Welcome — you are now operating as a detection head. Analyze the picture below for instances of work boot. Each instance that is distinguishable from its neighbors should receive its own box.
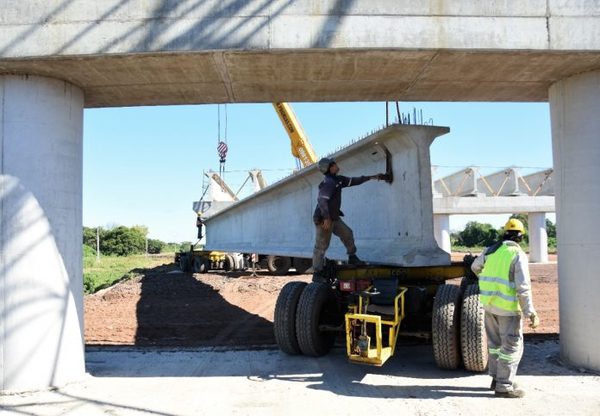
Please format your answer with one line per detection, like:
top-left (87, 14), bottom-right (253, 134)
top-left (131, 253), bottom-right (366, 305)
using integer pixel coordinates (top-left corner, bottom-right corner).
top-left (491, 380), bottom-right (518, 391)
top-left (348, 254), bottom-right (366, 266)
top-left (495, 387), bottom-right (525, 398)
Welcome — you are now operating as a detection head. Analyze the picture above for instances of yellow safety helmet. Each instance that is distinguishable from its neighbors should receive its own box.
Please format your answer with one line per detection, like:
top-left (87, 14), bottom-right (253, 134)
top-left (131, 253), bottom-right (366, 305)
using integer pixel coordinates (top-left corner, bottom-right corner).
top-left (504, 218), bottom-right (525, 234)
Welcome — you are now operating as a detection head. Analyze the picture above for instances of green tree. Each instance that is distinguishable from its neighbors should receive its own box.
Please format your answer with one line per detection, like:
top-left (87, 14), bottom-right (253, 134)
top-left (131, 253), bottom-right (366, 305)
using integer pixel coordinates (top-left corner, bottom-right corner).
top-left (179, 241), bottom-right (193, 252)
top-left (147, 238), bottom-right (165, 254)
top-left (457, 221), bottom-right (499, 247)
top-left (546, 218), bottom-right (556, 239)
top-left (101, 226), bottom-right (145, 256)
top-left (83, 226), bottom-right (105, 249)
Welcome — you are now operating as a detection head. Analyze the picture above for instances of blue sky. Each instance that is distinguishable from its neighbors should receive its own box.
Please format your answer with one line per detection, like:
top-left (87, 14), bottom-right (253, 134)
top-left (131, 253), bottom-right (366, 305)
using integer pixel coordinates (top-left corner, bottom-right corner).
top-left (83, 102), bottom-right (553, 243)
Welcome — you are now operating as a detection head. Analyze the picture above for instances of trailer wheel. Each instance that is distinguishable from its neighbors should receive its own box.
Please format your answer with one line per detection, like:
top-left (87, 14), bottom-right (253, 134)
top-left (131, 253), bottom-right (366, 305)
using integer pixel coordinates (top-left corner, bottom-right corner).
top-left (179, 254), bottom-right (191, 272)
top-left (274, 281), bottom-right (308, 355)
top-left (267, 255), bottom-right (291, 275)
top-left (296, 282), bottom-right (339, 357)
top-left (190, 256), bottom-right (205, 273)
top-left (461, 284), bottom-right (488, 372)
top-left (224, 254), bottom-right (235, 272)
top-left (293, 258), bottom-right (312, 274)
top-left (432, 284), bottom-right (462, 369)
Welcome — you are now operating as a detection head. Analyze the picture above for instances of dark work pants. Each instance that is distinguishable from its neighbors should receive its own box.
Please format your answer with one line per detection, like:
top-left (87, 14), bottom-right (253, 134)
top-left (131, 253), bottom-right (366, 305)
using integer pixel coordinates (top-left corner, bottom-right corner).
top-left (312, 219), bottom-right (357, 272)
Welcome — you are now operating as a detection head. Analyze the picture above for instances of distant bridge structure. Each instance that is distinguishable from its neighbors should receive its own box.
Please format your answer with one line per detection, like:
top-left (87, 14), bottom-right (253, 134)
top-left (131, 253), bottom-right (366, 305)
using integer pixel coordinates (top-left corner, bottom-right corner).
top-left (431, 167), bottom-right (555, 262)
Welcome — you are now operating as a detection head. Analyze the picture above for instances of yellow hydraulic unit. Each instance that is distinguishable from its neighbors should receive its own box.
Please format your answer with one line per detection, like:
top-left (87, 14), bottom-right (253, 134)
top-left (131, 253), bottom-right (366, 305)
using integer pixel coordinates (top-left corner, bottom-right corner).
top-left (345, 286), bottom-right (408, 366)
top-left (272, 102), bottom-right (318, 168)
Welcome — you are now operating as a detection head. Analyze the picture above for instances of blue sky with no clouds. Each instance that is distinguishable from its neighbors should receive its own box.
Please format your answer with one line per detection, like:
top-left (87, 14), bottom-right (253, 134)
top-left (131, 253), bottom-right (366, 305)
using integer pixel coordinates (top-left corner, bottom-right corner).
top-left (83, 101), bottom-right (553, 242)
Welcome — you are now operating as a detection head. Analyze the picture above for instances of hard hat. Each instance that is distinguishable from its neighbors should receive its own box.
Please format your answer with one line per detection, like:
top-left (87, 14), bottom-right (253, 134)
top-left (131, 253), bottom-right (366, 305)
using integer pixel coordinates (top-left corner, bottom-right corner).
top-left (318, 157), bottom-right (336, 174)
top-left (504, 218), bottom-right (525, 234)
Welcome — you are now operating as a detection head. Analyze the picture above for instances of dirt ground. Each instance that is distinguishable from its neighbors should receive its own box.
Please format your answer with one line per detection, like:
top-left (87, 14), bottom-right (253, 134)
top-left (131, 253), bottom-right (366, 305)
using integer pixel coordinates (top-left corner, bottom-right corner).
top-left (84, 254), bottom-right (558, 346)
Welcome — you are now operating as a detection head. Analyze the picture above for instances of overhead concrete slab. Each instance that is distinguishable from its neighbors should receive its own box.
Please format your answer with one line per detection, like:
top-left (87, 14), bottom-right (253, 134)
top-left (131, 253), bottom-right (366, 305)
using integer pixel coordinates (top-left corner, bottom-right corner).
top-left (1, 1), bottom-right (600, 106)
top-left (204, 124), bottom-right (451, 267)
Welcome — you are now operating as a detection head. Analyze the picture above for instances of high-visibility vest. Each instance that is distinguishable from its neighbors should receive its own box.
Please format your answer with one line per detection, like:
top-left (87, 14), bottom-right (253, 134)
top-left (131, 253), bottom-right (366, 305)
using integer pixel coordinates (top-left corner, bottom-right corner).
top-left (478, 243), bottom-right (520, 313)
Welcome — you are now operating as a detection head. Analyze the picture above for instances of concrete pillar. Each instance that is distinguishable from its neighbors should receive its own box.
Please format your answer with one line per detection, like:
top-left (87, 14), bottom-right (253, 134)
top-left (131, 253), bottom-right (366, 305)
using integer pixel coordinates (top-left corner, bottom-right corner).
top-left (528, 212), bottom-right (548, 263)
top-left (433, 214), bottom-right (451, 253)
top-left (549, 70), bottom-right (600, 372)
top-left (0, 75), bottom-right (85, 391)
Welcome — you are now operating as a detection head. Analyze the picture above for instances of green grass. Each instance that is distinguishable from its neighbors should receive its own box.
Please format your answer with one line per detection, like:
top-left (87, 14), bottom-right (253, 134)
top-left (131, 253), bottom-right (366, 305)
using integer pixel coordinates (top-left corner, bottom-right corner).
top-left (83, 252), bottom-right (175, 294)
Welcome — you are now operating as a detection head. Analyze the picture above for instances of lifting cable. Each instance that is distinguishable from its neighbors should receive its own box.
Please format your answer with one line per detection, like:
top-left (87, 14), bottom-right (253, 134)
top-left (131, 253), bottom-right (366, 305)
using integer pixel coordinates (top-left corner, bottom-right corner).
top-left (217, 104), bottom-right (229, 180)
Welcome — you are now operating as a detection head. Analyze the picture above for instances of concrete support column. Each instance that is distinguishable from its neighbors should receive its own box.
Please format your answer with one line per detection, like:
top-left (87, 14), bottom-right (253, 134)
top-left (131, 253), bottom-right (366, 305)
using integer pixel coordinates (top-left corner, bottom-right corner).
top-left (0, 75), bottom-right (85, 391)
top-left (549, 70), bottom-right (600, 372)
top-left (528, 212), bottom-right (548, 263)
top-left (433, 214), bottom-right (451, 253)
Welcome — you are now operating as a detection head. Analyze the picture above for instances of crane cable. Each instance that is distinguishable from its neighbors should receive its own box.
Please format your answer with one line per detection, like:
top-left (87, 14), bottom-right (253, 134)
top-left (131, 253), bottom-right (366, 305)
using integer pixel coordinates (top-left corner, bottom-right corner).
top-left (217, 104), bottom-right (229, 179)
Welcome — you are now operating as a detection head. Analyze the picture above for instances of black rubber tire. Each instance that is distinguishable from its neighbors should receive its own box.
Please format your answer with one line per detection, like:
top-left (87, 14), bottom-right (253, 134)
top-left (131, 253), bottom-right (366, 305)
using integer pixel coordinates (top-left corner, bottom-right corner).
top-left (293, 258), bottom-right (312, 274)
top-left (296, 282), bottom-right (338, 357)
top-left (461, 284), bottom-right (488, 372)
top-left (267, 255), bottom-right (292, 275)
top-left (274, 281), bottom-right (308, 355)
top-left (224, 254), bottom-right (235, 272)
top-left (200, 258), bottom-right (210, 273)
top-left (179, 254), bottom-right (191, 272)
top-left (432, 284), bottom-right (462, 370)
top-left (192, 256), bottom-right (203, 273)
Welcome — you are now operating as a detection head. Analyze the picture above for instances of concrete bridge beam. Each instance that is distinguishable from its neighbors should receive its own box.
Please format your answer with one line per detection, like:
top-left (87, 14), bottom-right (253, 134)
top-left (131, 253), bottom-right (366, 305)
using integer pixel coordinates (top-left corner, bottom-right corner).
top-left (550, 70), bottom-right (600, 372)
top-left (0, 75), bottom-right (85, 391)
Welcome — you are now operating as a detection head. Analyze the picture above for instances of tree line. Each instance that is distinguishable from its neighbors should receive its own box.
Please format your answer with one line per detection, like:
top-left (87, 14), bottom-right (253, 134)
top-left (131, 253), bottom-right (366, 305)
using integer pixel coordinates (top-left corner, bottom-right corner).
top-left (83, 225), bottom-right (190, 256)
top-left (452, 214), bottom-right (557, 248)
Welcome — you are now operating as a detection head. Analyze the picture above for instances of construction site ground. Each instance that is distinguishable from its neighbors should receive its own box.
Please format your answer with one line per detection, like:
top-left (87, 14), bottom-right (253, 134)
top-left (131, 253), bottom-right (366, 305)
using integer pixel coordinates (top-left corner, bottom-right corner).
top-left (3, 254), bottom-right (600, 415)
top-left (84, 254), bottom-right (559, 346)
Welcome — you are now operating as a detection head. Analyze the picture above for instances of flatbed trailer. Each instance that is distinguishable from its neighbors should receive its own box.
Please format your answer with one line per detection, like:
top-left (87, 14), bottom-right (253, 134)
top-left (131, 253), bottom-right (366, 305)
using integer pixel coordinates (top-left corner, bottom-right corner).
top-left (274, 255), bottom-right (487, 371)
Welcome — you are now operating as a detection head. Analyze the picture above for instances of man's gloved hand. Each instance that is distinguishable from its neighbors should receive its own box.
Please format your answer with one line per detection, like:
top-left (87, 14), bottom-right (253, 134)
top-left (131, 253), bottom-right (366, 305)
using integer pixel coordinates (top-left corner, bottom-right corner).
top-left (371, 173), bottom-right (391, 181)
top-left (529, 312), bottom-right (540, 329)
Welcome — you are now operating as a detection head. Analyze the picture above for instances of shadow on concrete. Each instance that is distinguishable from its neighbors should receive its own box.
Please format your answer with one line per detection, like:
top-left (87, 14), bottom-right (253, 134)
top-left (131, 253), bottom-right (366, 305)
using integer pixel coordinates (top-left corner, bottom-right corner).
top-left (0, 177), bottom-right (82, 390)
top-left (0, 391), bottom-right (179, 416)
top-left (134, 265), bottom-right (275, 347)
top-left (82, 340), bottom-right (585, 400)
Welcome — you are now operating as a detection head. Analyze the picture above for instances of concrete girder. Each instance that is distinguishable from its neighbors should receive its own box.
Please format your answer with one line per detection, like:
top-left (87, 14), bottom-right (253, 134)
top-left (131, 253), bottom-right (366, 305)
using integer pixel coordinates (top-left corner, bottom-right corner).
top-left (204, 125), bottom-right (451, 267)
top-left (521, 169), bottom-right (554, 196)
top-left (433, 167), bottom-right (482, 197)
top-left (477, 168), bottom-right (524, 196)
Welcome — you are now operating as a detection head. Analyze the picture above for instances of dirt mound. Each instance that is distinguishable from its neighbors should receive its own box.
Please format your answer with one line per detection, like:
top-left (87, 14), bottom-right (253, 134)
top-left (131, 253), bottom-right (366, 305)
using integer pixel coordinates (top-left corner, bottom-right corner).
top-left (85, 259), bottom-right (557, 346)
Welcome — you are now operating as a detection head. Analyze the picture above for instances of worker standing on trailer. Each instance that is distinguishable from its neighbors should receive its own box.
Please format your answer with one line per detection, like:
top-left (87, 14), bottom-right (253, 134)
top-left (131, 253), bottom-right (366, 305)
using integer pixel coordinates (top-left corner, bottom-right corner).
top-left (471, 218), bottom-right (540, 398)
top-left (312, 157), bottom-right (387, 282)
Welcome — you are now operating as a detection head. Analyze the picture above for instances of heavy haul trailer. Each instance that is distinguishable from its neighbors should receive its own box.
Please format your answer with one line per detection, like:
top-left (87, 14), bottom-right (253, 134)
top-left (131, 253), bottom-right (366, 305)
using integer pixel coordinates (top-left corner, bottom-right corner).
top-left (202, 123), bottom-right (485, 369)
top-left (176, 248), bottom-right (247, 273)
top-left (273, 256), bottom-right (488, 371)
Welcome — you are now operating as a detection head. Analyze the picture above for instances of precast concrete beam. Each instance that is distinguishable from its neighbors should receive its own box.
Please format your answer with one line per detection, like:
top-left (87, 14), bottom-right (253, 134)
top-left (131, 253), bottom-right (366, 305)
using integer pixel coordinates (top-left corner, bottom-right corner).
top-left (550, 70), bottom-right (600, 372)
top-left (204, 125), bottom-right (451, 267)
top-left (0, 75), bottom-right (84, 392)
top-left (478, 168), bottom-right (524, 196)
top-left (433, 167), bottom-right (482, 197)
top-left (522, 169), bottom-right (554, 196)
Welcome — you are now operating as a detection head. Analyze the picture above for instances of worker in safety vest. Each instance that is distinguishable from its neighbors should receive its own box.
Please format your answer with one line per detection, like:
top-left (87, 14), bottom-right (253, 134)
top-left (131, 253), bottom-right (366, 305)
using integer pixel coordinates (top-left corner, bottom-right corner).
top-left (312, 157), bottom-right (388, 282)
top-left (471, 218), bottom-right (540, 398)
